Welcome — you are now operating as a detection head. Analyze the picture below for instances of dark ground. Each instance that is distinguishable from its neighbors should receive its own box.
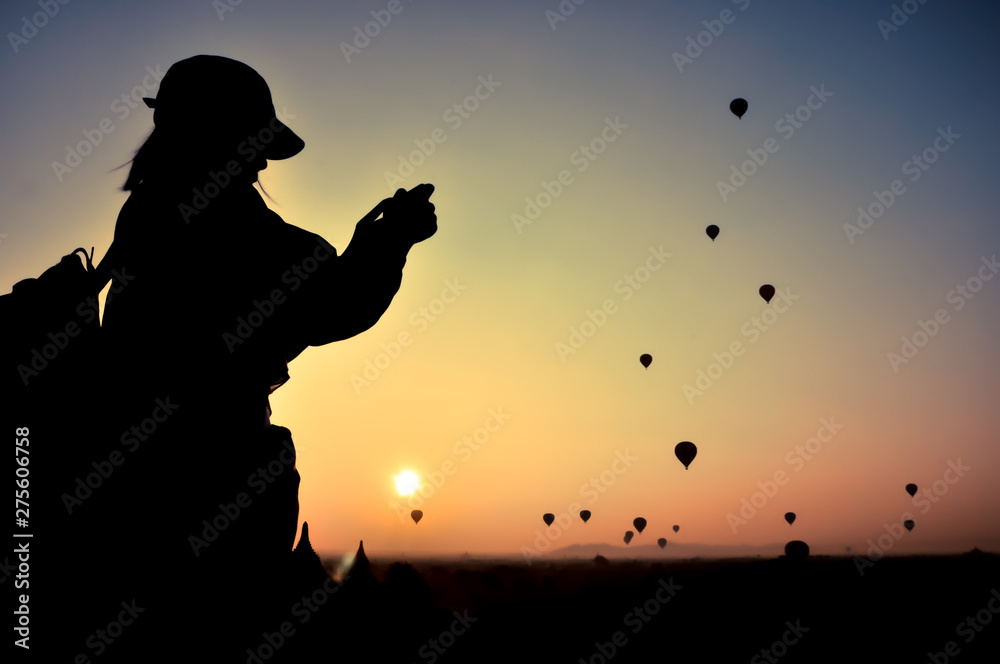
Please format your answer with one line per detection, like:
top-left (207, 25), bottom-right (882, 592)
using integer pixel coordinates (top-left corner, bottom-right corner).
top-left (326, 552), bottom-right (1000, 663)
top-left (11, 546), bottom-right (1000, 662)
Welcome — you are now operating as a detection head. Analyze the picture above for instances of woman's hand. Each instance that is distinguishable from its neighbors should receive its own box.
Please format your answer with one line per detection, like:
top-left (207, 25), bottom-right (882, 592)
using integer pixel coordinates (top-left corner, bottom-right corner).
top-left (380, 184), bottom-right (437, 244)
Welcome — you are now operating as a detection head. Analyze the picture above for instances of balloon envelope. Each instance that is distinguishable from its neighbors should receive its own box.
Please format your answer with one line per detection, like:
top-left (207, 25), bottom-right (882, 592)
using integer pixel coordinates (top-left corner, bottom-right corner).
top-left (624, 531), bottom-right (634, 545)
top-left (639, 353), bottom-right (652, 369)
top-left (730, 98), bottom-right (748, 119)
top-left (675, 441), bottom-right (697, 469)
top-left (543, 513), bottom-right (555, 527)
top-left (633, 517), bottom-right (647, 534)
top-left (759, 284), bottom-right (775, 303)
top-left (784, 540), bottom-right (809, 559)
top-left (657, 538), bottom-right (667, 549)
top-left (580, 510), bottom-right (592, 523)
top-left (706, 225), bottom-right (720, 240)
top-left (673, 525), bottom-right (680, 533)
top-left (906, 483), bottom-right (918, 497)
top-left (904, 520), bottom-right (915, 532)
top-left (784, 512), bottom-right (796, 526)
top-left (411, 510), bottom-right (423, 525)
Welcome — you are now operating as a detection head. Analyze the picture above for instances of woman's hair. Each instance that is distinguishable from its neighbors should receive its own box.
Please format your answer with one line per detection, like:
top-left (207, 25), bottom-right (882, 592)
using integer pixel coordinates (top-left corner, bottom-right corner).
top-left (121, 128), bottom-right (166, 191)
top-left (120, 124), bottom-right (264, 192)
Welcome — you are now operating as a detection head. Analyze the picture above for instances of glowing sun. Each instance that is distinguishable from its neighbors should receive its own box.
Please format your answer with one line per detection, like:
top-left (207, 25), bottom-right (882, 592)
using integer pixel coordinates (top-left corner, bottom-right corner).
top-left (394, 470), bottom-right (421, 496)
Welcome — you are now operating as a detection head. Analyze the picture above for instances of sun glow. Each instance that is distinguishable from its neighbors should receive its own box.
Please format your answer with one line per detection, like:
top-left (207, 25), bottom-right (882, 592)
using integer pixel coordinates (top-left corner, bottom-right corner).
top-left (394, 470), bottom-right (421, 496)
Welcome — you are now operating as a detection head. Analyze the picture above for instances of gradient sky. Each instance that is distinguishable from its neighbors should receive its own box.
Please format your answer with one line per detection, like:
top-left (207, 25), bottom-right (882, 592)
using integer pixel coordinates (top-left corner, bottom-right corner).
top-left (2, 0), bottom-right (999, 559)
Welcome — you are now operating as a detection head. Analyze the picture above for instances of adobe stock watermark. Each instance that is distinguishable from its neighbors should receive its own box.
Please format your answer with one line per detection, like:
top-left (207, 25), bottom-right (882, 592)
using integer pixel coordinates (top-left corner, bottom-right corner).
top-left (926, 588), bottom-right (1000, 664)
top-left (60, 397), bottom-right (180, 515)
top-left (0, 556), bottom-right (13, 585)
top-left (910, 459), bottom-right (971, 514)
top-left (12, 546), bottom-right (29, 649)
top-left (245, 575), bottom-right (342, 663)
top-left (389, 408), bottom-right (511, 523)
top-left (672, 0), bottom-right (752, 73)
top-left (521, 449), bottom-right (638, 564)
top-left (544, 0), bottom-right (591, 31)
top-left (751, 620), bottom-right (809, 663)
top-left (221, 237), bottom-right (337, 353)
top-left (852, 512), bottom-right (915, 577)
top-left (340, 0), bottom-right (414, 63)
top-left (177, 112), bottom-right (299, 223)
top-left (384, 74), bottom-right (501, 187)
top-left (51, 65), bottom-right (166, 182)
top-left (16, 266), bottom-right (134, 386)
top-left (7, 0), bottom-right (71, 54)
top-left (555, 245), bottom-right (671, 362)
top-left (844, 126), bottom-right (960, 243)
top-left (415, 610), bottom-right (477, 663)
top-left (877, 0), bottom-right (931, 41)
top-left (682, 287), bottom-right (799, 404)
top-left (885, 254), bottom-right (997, 373)
top-left (511, 116), bottom-right (628, 234)
top-left (716, 84), bottom-right (833, 201)
top-left (212, 0), bottom-right (247, 21)
top-left (853, 458), bottom-right (969, 576)
top-left (73, 599), bottom-right (144, 659)
top-left (725, 416), bottom-right (844, 533)
top-left (351, 277), bottom-right (467, 394)
top-left (578, 578), bottom-right (682, 664)
top-left (188, 436), bottom-right (298, 557)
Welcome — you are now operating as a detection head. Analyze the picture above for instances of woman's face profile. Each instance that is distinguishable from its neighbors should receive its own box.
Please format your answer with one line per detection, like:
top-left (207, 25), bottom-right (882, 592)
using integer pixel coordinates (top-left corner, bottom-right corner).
top-left (177, 122), bottom-right (272, 186)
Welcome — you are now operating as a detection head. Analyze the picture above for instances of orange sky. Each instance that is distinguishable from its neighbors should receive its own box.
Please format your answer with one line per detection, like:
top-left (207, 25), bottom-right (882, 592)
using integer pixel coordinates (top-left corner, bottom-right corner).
top-left (2, 0), bottom-right (999, 558)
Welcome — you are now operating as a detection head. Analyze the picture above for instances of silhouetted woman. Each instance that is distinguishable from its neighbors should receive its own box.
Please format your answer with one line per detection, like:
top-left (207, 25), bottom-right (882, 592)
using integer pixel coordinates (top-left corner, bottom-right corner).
top-left (89, 55), bottom-right (436, 662)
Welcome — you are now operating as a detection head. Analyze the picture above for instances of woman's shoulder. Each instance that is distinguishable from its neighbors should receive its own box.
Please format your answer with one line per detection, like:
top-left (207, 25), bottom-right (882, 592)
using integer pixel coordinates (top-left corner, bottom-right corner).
top-left (114, 182), bottom-right (336, 259)
top-left (113, 183), bottom-right (175, 244)
top-left (251, 196), bottom-right (336, 258)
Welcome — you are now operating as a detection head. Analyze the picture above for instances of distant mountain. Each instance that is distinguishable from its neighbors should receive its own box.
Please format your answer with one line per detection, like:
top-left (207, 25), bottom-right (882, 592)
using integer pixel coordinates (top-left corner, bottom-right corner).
top-left (313, 542), bottom-right (794, 564)
top-left (544, 541), bottom-right (786, 559)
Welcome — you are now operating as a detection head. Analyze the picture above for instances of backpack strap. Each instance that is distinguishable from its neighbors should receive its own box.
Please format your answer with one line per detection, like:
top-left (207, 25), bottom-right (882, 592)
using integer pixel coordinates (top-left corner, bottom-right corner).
top-left (71, 247), bottom-right (95, 273)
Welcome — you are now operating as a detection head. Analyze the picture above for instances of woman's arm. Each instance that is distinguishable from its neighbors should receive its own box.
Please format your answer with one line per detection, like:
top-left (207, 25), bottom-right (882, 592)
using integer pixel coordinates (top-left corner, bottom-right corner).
top-left (285, 184), bottom-right (437, 350)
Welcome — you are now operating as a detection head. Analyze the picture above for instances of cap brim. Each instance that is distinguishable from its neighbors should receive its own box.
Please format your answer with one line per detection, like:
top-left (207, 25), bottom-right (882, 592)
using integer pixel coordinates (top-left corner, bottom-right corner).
top-left (142, 96), bottom-right (303, 159)
top-left (263, 117), bottom-right (304, 160)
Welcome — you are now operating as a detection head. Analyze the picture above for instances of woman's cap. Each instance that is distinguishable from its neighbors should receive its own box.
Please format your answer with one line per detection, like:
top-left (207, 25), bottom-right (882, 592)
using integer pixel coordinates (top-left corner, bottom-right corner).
top-left (141, 55), bottom-right (304, 160)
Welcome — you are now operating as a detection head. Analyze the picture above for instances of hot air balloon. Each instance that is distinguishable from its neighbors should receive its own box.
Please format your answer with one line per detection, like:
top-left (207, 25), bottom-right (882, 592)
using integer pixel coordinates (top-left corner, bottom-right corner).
top-left (673, 525), bottom-right (680, 533)
top-left (633, 517), bottom-right (647, 534)
top-left (639, 354), bottom-right (652, 369)
top-left (905, 483), bottom-right (918, 497)
top-left (657, 538), bottom-right (667, 549)
top-left (543, 513), bottom-right (555, 527)
top-left (904, 520), bottom-right (915, 532)
top-left (675, 441), bottom-right (697, 469)
top-left (411, 510), bottom-right (423, 525)
top-left (624, 531), bottom-right (634, 545)
top-left (784, 540), bottom-right (809, 560)
top-left (784, 512), bottom-right (796, 526)
top-left (706, 225), bottom-right (720, 241)
top-left (759, 284), bottom-right (775, 303)
top-left (580, 510), bottom-right (592, 523)
top-left (730, 98), bottom-right (748, 119)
